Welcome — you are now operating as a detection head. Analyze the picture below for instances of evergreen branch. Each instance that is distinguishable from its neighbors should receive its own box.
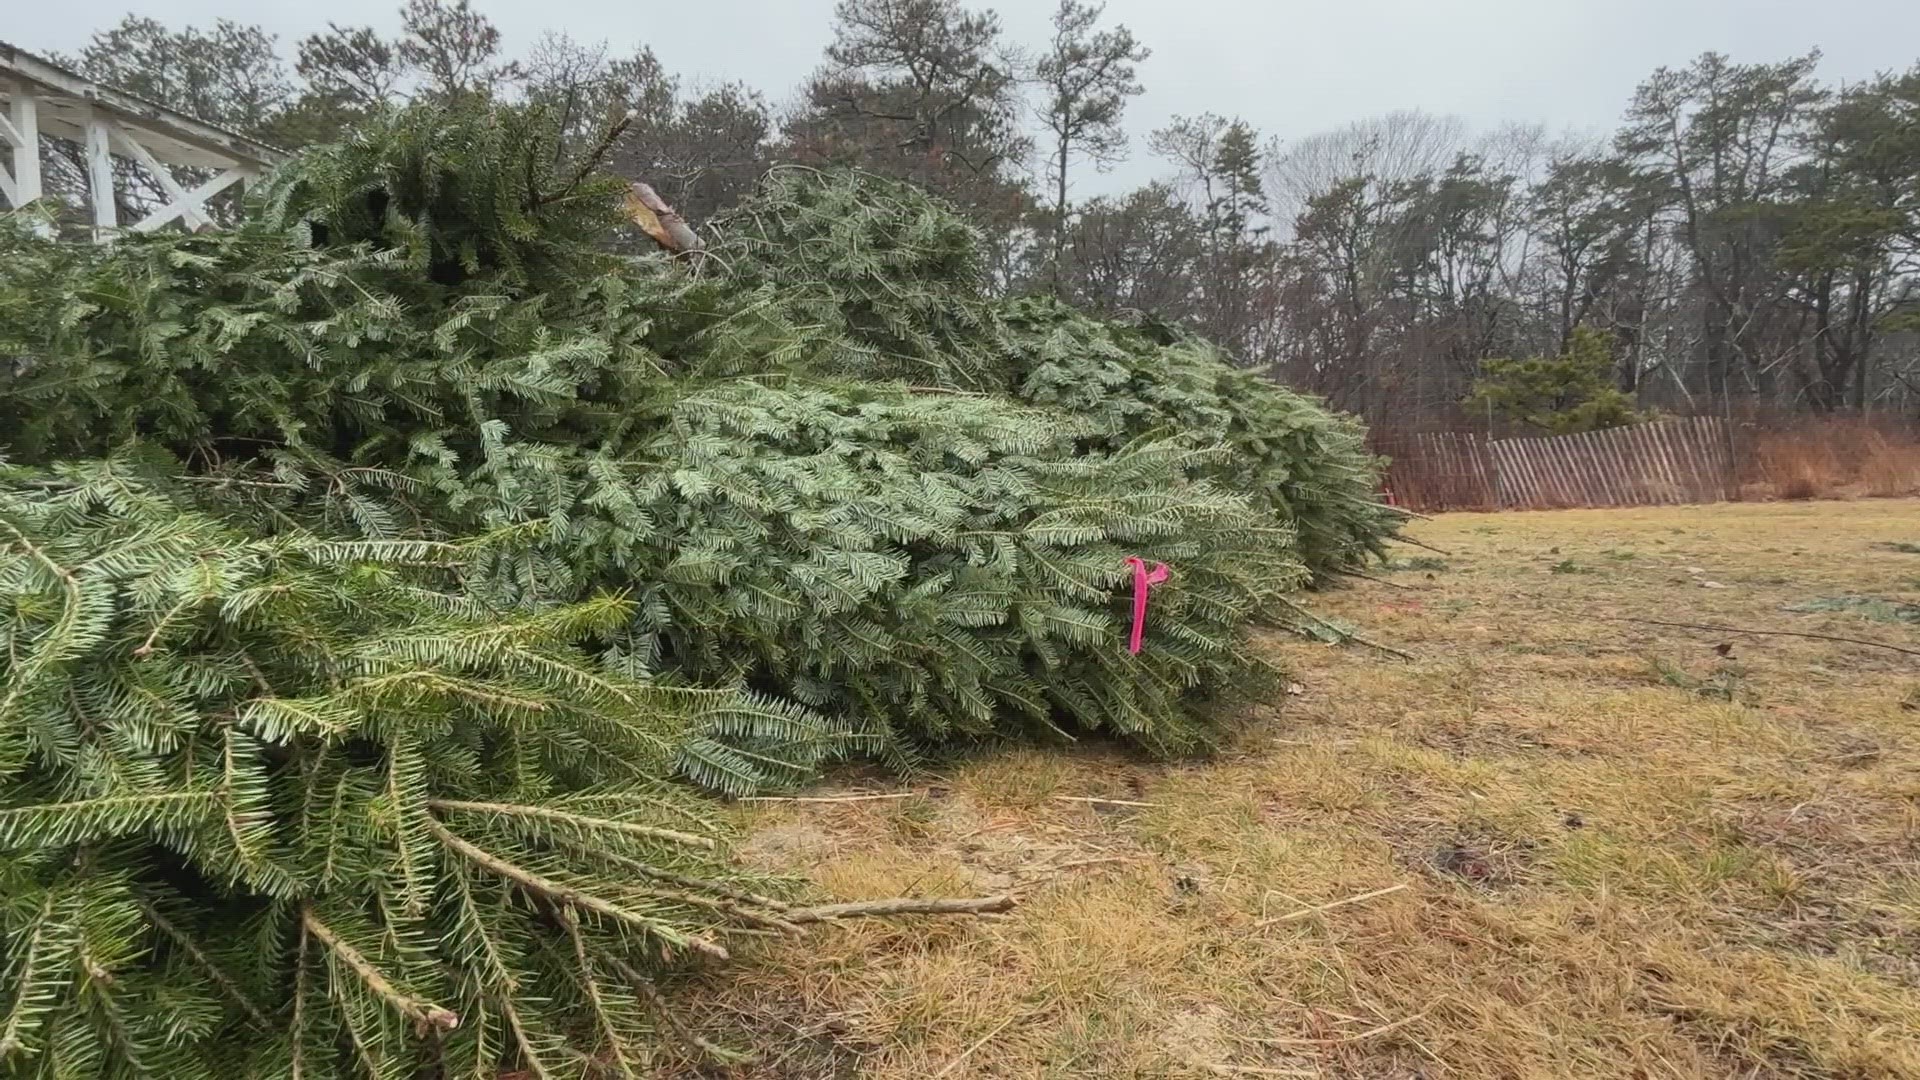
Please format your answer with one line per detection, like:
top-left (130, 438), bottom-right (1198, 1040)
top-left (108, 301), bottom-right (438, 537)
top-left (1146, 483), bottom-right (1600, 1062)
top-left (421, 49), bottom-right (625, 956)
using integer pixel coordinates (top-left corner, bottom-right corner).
top-left (445, 871), bottom-right (561, 1080)
top-left (0, 516), bottom-right (85, 718)
top-left (427, 798), bottom-right (717, 850)
top-left (290, 913), bottom-right (309, 1080)
top-left (598, 860), bottom-right (795, 913)
top-left (136, 897), bottom-right (271, 1029)
top-left (300, 905), bottom-right (460, 1035)
top-left (346, 670), bottom-right (550, 714)
top-left (608, 955), bottom-right (754, 1065)
top-left (426, 819), bottom-right (731, 961)
top-left (0, 791), bottom-right (221, 849)
top-left (558, 843), bottom-right (801, 933)
top-left (131, 593), bottom-right (202, 658)
top-left (385, 732), bottom-right (437, 916)
top-left (0, 890), bottom-right (73, 1062)
top-left (561, 910), bottom-right (641, 1079)
top-left (218, 727), bottom-right (299, 894)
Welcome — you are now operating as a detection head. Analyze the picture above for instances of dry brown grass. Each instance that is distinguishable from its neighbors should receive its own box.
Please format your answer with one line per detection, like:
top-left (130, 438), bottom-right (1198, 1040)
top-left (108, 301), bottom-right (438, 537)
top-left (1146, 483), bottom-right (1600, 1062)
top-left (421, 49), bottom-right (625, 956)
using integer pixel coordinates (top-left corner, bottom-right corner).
top-left (1744, 419), bottom-right (1920, 501)
top-left (670, 501), bottom-right (1920, 1079)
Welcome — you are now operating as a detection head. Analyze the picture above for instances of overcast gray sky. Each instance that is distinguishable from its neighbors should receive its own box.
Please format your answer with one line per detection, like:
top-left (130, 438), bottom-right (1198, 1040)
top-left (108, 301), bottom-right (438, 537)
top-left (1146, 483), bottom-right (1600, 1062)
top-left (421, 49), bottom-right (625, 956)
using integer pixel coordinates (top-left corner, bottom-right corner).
top-left (11, 0), bottom-right (1920, 195)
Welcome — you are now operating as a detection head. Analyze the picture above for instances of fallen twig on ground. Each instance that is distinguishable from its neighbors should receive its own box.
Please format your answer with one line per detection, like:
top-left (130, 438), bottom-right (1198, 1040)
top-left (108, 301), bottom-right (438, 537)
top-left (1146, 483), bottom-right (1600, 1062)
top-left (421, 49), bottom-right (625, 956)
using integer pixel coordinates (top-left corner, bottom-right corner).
top-left (1277, 599), bottom-right (1415, 661)
top-left (1238, 1008), bottom-right (1435, 1046)
top-left (1389, 534), bottom-right (1452, 556)
top-left (1052, 795), bottom-right (1157, 808)
top-left (784, 895), bottom-right (1015, 923)
top-left (1598, 616), bottom-right (1920, 658)
top-left (738, 792), bottom-right (919, 804)
top-left (1335, 569), bottom-right (1413, 590)
top-left (931, 1014), bottom-right (1023, 1079)
top-left (1011, 855), bottom-right (1135, 885)
top-left (1371, 502), bottom-right (1434, 521)
top-left (1256, 883), bottom-right (1409, 927)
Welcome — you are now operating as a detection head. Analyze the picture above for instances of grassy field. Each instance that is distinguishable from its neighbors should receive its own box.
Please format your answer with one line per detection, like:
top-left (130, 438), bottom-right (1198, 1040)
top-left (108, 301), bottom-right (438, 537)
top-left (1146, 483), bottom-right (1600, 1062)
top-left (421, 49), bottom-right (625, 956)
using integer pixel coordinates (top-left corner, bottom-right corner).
top-left (679, 500), bottom-right (1920, 1079)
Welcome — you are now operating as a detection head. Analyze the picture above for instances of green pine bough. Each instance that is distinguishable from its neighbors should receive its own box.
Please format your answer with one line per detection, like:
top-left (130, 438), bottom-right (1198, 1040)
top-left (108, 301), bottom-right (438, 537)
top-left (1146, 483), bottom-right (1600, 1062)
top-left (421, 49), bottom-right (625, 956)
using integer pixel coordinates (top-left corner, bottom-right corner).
top-left (710, 168), bottom-right (1401, 581)
top-left (0, 461), bottom-right (759, 1075)
top-left (0, 100), bottom-right (1396, 1074)
top-left (0, 460), bottom-right (1013, 1077)
top-left (610, 380), bottom-right (1302, 761)
top-left (995, 295), bottom-right (1399, 580)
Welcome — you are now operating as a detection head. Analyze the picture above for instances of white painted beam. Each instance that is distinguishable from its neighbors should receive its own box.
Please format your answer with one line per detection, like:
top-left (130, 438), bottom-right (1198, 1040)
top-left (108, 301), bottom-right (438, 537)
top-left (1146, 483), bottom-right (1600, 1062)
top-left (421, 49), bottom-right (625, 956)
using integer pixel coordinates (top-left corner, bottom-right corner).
top-left (130, 166), bottom-right (249, 233)
top-left (0, 80), bottom-right (39, 210)
top-left (111, 122), bottom-right (211, 231)
top-left (83, 107), bottom-right (115, 237)
top-left (12, 88), bottom-right (41, 207)
top-left (1, 43), bottom-right (286, 170)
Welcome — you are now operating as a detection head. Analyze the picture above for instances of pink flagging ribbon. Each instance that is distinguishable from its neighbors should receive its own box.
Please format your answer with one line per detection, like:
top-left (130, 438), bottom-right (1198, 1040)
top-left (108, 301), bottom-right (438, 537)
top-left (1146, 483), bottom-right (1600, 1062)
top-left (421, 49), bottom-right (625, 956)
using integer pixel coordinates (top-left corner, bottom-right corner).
top-left (1124, 556), bottom-right (1170, 655)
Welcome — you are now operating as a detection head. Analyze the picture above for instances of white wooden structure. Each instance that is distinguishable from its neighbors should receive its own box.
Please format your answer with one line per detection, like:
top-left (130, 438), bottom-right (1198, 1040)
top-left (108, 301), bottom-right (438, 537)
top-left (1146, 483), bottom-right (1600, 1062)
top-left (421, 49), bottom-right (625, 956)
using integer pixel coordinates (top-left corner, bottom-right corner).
top-left (1, 40), bottom-right (285, 239)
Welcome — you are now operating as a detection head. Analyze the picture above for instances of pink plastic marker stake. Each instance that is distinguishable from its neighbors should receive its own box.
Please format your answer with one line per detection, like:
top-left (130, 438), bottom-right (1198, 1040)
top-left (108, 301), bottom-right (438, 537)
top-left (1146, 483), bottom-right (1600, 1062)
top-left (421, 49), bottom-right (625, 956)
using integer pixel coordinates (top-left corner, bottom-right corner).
top-left (1124, 556), bottom-right (1171, 655)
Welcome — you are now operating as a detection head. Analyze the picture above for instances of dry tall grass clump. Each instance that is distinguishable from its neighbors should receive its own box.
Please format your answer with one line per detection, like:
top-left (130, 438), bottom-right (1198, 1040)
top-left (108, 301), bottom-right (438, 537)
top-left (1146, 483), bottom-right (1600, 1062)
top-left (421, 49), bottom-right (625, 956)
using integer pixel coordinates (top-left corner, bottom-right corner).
top-left (1744, 417), bottom-right (1920, 500)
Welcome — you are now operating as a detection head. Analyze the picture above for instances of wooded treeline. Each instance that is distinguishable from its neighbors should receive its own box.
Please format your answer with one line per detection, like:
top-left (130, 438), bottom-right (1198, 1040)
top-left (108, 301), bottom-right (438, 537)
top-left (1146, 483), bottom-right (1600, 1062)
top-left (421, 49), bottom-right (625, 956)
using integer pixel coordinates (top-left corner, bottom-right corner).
top-left (34, 0), bottom-right (1920, 422)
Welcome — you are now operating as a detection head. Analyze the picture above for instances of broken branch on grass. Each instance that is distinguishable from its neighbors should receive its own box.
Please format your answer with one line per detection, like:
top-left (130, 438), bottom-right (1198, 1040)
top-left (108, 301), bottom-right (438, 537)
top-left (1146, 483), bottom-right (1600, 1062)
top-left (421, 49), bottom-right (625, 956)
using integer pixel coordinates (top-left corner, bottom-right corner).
top-left (1238, 1007), bottom-right (1434, 1046)
top-left (1388, 534), bottom-right (1452, 556)
top-left (1052, 795), bottom-right (1157, 808)
top-left (1335, 569), bottom-right (1413, 591)
top-left (784, 895), bottom-right (1015, 924)
top-left (737, 791), bottom-right (919, 804)
top-left (1598, 616), bottom-right (1920, 659)
top-left (1256, 883), bottom-right (1409, 927)
top-left (1277, 598), bottom-right (1415, 661)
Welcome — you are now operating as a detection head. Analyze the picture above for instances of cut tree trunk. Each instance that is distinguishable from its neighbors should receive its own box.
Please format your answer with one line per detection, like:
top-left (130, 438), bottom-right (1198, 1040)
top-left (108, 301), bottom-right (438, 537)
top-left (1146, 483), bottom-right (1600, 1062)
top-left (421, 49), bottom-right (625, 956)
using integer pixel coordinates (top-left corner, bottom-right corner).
top-left (624, 181), bottom-right (704, 259)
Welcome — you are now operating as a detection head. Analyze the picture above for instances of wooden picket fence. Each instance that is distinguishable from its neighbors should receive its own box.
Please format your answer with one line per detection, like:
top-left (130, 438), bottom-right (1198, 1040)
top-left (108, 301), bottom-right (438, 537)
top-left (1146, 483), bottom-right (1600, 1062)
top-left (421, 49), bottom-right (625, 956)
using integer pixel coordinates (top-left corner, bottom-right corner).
top-left (1376, 417), bottom-right (1736, 512)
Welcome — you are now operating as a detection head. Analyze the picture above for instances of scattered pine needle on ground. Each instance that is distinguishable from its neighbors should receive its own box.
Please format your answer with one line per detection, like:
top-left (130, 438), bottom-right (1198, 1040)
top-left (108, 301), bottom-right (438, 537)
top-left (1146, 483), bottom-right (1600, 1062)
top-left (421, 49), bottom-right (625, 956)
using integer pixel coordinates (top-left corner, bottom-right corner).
top-left (678, 499), bottom-right (1920, 1078)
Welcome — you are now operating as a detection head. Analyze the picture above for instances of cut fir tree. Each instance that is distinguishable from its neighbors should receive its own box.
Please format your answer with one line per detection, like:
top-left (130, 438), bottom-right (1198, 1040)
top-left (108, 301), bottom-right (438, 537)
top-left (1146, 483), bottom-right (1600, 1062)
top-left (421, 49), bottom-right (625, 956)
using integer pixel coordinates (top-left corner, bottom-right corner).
top-left (0, 96), bottom-right (1395, 1075)
top-left (0, 459), bottom-right (1007, 1077)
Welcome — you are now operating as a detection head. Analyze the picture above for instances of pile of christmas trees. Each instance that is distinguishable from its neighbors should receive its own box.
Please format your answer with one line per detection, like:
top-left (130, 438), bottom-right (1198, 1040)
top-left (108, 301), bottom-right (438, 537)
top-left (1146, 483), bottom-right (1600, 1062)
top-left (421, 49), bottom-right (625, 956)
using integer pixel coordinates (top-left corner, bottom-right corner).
top-left (0, 103), bottom-right (1396, 1076)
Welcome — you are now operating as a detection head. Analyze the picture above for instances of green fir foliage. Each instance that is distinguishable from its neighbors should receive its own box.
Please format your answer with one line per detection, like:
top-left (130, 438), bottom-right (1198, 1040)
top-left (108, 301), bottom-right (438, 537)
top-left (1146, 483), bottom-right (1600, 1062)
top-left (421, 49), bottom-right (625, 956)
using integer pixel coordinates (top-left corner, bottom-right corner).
top-left (0, 99), bottom-right (1395, 1074)
top-left (0, 457), bottom-right (814, 1078)
top-left (995, 296), bottom-right (1396, 577)
top-left (711, 170), bottom-right (1400, 579)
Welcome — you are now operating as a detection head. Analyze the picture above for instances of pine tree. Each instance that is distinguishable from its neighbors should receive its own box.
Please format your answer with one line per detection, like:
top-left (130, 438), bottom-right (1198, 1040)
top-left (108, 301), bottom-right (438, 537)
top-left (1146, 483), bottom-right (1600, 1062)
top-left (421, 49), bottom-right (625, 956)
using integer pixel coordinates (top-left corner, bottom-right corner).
top-left (1466, 327), bottom-right (1643, 434)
